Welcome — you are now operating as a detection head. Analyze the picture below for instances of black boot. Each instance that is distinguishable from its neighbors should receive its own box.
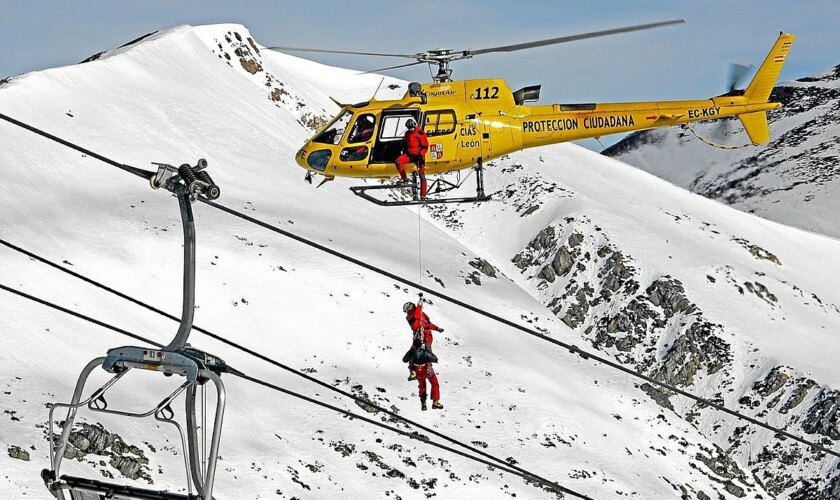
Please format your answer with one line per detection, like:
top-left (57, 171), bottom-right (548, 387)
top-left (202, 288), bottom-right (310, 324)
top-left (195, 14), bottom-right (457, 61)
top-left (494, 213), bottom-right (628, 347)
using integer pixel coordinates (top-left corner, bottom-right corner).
top-left (420, 395), bottom-right (427, 411)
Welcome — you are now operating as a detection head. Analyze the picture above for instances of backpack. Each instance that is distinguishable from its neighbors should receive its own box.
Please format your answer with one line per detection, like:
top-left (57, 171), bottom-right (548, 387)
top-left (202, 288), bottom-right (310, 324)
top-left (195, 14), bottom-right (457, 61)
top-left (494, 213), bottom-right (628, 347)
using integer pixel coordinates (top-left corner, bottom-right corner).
top-left (411, 346), bottom-right (438, 365)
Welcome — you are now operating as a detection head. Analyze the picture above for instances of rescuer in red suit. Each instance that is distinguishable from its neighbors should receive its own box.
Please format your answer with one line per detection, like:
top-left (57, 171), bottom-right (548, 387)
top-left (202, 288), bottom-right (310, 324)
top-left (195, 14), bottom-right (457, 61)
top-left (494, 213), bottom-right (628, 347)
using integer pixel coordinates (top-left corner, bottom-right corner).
top-left (403, 300), bottom-right (443, 410)
top-left (395, 119), bottom-right (430, 197)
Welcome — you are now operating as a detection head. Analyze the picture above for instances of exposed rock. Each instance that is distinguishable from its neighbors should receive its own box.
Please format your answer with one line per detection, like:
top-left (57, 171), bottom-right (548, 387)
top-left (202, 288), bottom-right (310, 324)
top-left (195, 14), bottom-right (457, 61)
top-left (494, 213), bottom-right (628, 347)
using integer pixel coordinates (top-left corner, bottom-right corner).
top-left (53, 422), bottom-right (152, 483)
top-left (724, 481), bottom-right (746, 498)
top-left (802, 389), bottom-right (840, 439)
top-left (780, 379), bottom-right (817, 414)
top-left (271, 87), bottom-right (288, 101)
top-left (646, 278), bottom-right (696, 317)
top-left (744, 281), bottom-right (778, 304)
top-left (653, 321), bottom-right (731, 387)
top-left (640, 383), bottom-right (674, 411)
top-left (568, 232), bottom-right (584, 247)
top-left (80, 52), bottom-right (105, 63)
top-left (732, 238), bottom-right (783, 266)
top-left (551, 246), bottom-right (574, 277)
top-left (753, 366), bottom-right (790, 397)
top-left (350, 384), bottom-right (380, 414)
top-left (299, 112), bottom-right (329, 131)
top-left (538, 264), bottom-right (556, 283)
top-left (561, 290), bottom-right (589, 329)
top-left (7, 445), bottom-right (30, 461)
top-left (469, 257), bottom-right (497, 278)
top-left (512, 226), bottom-right (556, 270)
top-left (695, 450), bottom-right (748, 482)
top-left (465, 271), bottom-right (482, 286)
top-left (240, 58), bottom-right (261, 74)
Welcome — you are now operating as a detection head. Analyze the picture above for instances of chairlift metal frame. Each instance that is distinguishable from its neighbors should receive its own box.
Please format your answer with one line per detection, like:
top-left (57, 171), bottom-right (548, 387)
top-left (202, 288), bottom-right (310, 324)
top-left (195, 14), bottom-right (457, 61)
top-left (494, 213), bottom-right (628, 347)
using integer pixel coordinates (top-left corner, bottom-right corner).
top-left (42, 160), bottom-right (228, 500)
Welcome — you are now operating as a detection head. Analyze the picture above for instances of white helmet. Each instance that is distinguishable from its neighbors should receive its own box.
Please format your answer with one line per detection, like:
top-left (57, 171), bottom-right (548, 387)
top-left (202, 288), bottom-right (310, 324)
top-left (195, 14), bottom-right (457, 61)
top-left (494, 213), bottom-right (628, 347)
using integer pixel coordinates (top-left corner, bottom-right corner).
top-left (403, 302), bottom-right (415, 313)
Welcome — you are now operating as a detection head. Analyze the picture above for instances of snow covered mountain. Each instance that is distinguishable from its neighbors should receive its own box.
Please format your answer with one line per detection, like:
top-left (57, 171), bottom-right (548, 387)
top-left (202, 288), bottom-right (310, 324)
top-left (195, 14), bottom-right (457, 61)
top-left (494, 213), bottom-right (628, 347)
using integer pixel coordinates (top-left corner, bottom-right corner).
top-left (603, 65), bottom-right (840, 239)
top-left (1, 24), bottom-right (839, 499)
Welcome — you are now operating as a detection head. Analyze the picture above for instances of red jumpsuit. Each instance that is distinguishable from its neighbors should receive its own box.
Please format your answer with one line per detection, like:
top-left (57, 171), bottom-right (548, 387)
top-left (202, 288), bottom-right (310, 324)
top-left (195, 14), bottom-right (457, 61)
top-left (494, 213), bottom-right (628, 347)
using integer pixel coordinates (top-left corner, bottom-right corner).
top-left (395, 127), bottom-right (430, 197)
top-left (406, 304), bottom-right (440, 401)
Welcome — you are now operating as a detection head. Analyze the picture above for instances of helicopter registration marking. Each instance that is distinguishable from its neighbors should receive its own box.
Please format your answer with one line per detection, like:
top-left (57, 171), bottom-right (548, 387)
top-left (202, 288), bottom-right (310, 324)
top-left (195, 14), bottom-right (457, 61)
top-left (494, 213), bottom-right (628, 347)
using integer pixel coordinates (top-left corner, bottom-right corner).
top-left (687, 107), bottom-right (721, 119)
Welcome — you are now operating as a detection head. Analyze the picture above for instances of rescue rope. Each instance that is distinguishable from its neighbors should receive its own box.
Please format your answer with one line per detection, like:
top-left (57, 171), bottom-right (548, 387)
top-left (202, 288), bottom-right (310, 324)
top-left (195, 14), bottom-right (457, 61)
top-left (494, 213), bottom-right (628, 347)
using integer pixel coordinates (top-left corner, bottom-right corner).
top-left (417, 203), bottom-right (423, 286)
top-left (684, 122), bottom-right (752, 150)
top-left (0, 281), bottom-right (587, 499)
top-left (2, 112), bottom-right (837, 461)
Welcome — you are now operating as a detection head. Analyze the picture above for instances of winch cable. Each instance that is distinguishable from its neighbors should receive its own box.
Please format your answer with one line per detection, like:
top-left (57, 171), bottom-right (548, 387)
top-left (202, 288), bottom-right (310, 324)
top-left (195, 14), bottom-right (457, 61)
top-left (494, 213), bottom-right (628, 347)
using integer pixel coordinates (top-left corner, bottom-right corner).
top-left (417, 203), bottom-right (423, 286)
top-left (0, 282), bottom-right (590, 499)
top-left (0, 237), bottom-right (566, 488)
top-left (1, 112), bottom-right (837, 460)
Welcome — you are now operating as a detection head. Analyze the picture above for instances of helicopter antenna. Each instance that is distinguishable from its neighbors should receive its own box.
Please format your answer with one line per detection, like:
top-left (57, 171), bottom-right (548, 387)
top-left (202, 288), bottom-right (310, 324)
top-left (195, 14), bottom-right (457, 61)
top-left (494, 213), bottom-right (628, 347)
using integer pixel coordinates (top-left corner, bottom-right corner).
top-left (370, 77), bottom-right (385, 101)
top-left (270, 19), bottom-right (684, 82)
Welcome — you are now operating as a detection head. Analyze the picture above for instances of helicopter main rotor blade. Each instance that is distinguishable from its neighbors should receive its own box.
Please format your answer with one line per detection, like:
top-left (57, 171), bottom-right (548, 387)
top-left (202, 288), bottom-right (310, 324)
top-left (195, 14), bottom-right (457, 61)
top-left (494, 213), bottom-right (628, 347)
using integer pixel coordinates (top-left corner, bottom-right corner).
top-left (268, 46), bottom-right (418, 59)
top-left (466, 19), bottom-right (685, 56)
top-left (360, 60), bottom-right (428, 74)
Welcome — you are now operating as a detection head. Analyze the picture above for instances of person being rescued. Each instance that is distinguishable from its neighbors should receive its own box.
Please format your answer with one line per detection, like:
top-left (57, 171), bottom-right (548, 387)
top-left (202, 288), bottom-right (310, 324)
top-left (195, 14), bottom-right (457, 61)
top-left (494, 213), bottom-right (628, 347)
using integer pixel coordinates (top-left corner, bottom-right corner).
top-left (394, 118), bottom-right (430, 198)
top-left (402, 299), bottom-right (444, 410)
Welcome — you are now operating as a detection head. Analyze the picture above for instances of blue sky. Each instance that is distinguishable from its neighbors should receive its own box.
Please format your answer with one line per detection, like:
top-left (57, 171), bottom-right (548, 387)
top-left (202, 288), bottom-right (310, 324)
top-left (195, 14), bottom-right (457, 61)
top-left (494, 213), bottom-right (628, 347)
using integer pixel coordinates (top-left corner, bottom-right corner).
top-left (2, 1), bottom-right (837, 148)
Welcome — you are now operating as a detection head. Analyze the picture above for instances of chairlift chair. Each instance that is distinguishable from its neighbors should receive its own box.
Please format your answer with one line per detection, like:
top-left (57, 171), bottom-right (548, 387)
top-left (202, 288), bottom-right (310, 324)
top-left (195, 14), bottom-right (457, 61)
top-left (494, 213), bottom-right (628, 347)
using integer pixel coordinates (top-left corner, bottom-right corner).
top-left (42, 160), bottom-right (229, 500)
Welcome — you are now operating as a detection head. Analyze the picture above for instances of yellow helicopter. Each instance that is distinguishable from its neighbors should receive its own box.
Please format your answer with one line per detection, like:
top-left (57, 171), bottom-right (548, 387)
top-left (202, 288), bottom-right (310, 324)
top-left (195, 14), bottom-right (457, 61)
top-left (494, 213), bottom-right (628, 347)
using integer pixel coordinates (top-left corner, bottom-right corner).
top-left (273, 21), bottom-right (794, 206)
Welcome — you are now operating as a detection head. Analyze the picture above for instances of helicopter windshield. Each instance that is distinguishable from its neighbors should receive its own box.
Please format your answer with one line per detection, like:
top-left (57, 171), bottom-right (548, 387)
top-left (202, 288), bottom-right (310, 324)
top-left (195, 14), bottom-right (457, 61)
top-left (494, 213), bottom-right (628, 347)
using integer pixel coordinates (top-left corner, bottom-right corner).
top-left (313, 110), bottom-right (353, 145)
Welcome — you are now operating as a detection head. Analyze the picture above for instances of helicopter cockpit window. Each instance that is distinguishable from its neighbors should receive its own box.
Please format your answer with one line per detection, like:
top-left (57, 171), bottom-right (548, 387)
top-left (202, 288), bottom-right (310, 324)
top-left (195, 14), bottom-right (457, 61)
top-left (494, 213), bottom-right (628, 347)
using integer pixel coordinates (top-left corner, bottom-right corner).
top-left (347, 113), bottom-right (376, 144)
top-left (378, 115), bottom-right (417, 141)
top-left (313, 111), bottom-right (352, 145)
top-left (423, 110), bottom-right (457, 137)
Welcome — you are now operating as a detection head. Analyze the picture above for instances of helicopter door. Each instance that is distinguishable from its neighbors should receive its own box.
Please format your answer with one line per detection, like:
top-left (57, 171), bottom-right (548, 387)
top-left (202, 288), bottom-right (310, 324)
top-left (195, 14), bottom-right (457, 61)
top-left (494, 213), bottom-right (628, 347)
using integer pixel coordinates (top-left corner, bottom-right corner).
top-left (421, 109), bottom-right (457, 172)
top-left (370, 109), bottom-right (420, 163)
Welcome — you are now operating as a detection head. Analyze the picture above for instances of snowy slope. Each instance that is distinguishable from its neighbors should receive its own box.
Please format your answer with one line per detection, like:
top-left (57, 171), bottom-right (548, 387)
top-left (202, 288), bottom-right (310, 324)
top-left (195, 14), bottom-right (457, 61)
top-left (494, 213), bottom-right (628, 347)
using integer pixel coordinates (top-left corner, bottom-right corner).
top-left (604, 66), bottom-right (840, 239)
top-left (0, 24), bottom-right (838, 500)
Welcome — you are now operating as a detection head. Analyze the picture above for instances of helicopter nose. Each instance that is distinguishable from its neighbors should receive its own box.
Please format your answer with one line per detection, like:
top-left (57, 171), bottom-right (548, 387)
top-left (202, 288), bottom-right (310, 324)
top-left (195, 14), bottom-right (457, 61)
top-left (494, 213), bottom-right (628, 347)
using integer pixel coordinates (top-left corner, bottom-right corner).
top-left (295, 147), bottom-right (308, 169)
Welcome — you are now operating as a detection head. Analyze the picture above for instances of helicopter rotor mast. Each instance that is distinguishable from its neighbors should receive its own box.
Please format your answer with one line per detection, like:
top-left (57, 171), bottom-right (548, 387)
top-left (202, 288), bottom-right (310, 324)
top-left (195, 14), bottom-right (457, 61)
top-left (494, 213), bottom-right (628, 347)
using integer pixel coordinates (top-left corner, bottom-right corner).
top-left (269, 19), bottom-right (684, 83)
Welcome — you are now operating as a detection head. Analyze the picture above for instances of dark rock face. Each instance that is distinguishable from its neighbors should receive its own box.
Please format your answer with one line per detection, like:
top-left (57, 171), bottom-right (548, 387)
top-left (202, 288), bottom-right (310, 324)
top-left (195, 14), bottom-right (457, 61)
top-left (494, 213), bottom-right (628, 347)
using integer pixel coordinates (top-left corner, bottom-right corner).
top-left (54, 422), bottom-right (152, 483)
top-left (753, 366), bottom-right (789, 397)
top-left (506, 218), bottom-right (840, 497)
top-left (551, 246), bottom-right (574, 277)
top-left (803, 390), bottom-right (840, 440)
top-left (469, 257), bottom-right (497, 278)
top-left (7, 445), bottom-right (30, 461)
top-left (514, 221), bottom-right (733, 400)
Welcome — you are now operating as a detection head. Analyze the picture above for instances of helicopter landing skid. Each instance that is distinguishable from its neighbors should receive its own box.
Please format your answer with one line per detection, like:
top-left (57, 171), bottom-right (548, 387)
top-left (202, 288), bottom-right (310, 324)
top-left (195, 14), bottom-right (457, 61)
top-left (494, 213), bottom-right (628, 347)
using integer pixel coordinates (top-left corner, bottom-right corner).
top-left (350, 164), bottom-right (490, 207)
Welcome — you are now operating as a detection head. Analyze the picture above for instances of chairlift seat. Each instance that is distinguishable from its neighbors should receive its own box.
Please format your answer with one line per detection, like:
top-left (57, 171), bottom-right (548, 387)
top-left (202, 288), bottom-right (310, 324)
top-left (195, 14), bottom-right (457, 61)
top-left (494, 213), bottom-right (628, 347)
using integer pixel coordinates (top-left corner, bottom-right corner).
top-left (53, 474), bottom-right (200, 500)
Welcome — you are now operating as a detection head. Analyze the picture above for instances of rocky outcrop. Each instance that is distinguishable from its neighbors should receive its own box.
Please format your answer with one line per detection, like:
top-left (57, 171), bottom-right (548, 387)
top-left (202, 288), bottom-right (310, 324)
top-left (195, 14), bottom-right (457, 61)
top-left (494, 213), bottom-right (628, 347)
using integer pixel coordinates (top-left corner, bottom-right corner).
top-left (52, 422), bottom-right (152, 483)
top-left (505, 218), bottom-right (840, 498)
top-left (7, 445), bottom-right (30, 461)
top-left (803, 389), bottom-right (840, 440)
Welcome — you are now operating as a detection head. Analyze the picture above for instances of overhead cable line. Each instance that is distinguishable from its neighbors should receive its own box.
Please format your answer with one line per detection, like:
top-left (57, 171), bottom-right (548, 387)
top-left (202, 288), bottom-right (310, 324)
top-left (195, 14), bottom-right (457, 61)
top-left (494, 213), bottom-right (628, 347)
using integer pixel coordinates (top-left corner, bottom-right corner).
top-left (1, 112), bottom-right (836, 460)
top-left (0, 237), bottom-right (565, 490)
top-left (0, 282), bottom-right (590, 499)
